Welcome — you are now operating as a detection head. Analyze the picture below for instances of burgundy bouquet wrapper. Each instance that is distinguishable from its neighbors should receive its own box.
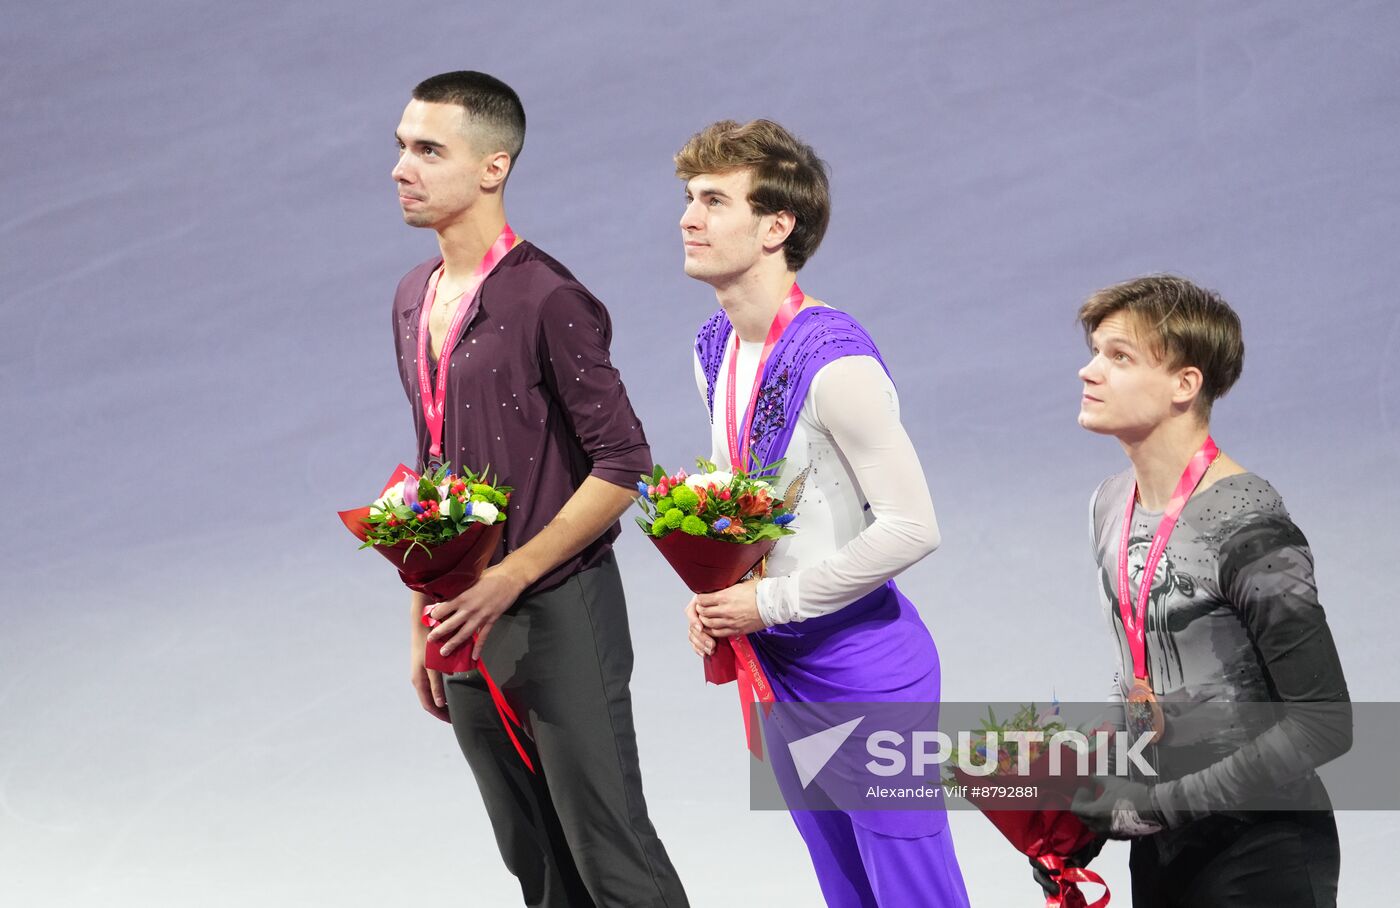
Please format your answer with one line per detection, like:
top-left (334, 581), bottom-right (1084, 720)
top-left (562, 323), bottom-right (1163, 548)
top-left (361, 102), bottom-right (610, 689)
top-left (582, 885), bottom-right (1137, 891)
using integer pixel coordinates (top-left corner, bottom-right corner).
top-left (339, 503), bottom-right (503, 672)
top-left (341, 505), bottom-right (502, 592)
top-left (397, 525), bottom-right (503, 673)
top-left (339, 466), bottom-right (534, 772)
top-left (650, 532), bottom-right (776, 685)
top-left (953, 746), bottom-right (1110, 907)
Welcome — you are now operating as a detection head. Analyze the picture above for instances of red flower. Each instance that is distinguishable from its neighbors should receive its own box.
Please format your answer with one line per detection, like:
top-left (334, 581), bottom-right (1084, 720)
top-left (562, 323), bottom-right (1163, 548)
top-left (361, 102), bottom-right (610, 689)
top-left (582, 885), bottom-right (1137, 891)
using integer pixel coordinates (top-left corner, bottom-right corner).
top-left (736, 490), bottom-right (772, 518)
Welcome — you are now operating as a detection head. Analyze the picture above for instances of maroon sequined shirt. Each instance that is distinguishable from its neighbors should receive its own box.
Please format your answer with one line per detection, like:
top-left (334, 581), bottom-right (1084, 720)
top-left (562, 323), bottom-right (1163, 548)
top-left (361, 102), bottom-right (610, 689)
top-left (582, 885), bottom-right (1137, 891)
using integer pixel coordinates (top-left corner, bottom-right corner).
top-left (391, 241), bottom-right (651, 594)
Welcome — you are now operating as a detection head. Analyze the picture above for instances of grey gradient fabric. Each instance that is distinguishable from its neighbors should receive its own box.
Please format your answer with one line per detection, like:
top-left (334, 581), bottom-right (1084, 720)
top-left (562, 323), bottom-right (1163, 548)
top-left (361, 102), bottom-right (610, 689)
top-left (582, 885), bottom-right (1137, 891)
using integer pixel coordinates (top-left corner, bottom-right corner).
top-left (1091, 470), bottom-right (1348, 864)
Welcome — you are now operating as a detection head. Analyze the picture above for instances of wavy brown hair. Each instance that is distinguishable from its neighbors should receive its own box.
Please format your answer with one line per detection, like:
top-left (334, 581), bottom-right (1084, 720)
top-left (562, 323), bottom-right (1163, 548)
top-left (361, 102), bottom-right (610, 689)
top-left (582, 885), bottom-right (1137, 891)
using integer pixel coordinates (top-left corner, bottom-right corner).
top-left (1079, 274), bottom-right (1245, 420)
top-left (675, 119), bottom-right (830, 271)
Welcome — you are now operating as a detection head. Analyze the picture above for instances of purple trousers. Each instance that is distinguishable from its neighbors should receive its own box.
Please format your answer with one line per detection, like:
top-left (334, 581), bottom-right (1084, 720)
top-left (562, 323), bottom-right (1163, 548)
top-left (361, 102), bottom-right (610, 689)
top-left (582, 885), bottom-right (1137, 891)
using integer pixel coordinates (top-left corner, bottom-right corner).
top-left (754, 582), bottom-right (970, 907)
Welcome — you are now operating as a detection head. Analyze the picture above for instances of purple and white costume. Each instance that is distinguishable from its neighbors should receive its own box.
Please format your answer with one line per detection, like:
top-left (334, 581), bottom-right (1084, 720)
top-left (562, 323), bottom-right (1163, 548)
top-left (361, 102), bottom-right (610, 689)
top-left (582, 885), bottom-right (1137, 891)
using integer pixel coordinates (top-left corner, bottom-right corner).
top-left (694, 305), bottom-right (970, 907)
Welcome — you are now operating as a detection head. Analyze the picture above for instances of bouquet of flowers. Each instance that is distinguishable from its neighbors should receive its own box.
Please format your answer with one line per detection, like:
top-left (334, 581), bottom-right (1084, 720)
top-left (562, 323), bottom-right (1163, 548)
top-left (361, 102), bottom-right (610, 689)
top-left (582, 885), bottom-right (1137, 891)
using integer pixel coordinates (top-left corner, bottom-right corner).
top-left (636, 458), bottom-right (796, 537)
top-left (636, 459), bottom-right (802, 757)
top-left (635, 457), bottom-right (798, 608)
top-left (339, 463), bottom-right (510, 673)
top-left (356, 462), bottom-right (507, 549)
top-left (949, 703), bottom-right (1110, 908)
top-left (339, 463), bottom-right (534, 771)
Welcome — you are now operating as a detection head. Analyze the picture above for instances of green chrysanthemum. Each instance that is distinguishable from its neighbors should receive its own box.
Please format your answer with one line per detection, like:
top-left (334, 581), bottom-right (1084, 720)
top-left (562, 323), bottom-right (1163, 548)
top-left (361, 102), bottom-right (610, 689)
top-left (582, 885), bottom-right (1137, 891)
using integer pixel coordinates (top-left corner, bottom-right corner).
top-left (663, 508), bottom-right (685, 528)
top-left (671, 485), bottom-right (700, 513)
top-left (680, 515), bottom-right (708, 536)
top-left (651, 517), bottom-right (668, 537)
top-left (655, 496), bottom-right (674, 512)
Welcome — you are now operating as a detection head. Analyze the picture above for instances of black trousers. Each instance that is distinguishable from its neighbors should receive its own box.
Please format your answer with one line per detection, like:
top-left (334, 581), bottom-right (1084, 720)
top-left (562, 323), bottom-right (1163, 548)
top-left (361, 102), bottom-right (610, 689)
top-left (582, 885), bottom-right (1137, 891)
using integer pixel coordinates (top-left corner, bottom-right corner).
top-left (1130, 812), bottom-right (1340, 907)
top-left (444, 555), bottom-right (688, 908)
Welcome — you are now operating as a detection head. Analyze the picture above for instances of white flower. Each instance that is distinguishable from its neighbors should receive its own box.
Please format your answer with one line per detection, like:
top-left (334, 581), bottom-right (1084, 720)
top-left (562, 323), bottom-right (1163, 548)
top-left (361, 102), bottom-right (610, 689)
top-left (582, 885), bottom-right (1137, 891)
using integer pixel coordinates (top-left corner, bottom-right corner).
top-left (469, 501), bottom-right (499, 524)
top-left (686, 470), bottom-right (733, 490)
top-left (370, 485), bottom-right (405, 515)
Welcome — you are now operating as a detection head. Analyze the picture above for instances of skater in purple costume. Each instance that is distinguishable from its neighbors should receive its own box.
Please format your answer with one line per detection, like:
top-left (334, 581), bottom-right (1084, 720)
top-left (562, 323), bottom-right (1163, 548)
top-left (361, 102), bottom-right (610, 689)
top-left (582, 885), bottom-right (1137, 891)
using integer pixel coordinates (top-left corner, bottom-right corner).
top-left (676, 119), bottom-right (970, 908)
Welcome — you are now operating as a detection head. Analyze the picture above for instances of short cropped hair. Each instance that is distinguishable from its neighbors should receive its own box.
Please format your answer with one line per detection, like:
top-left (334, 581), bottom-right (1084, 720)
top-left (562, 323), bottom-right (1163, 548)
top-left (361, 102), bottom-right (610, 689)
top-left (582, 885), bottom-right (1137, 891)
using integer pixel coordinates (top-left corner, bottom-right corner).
top-left (1078, 274), bottom-right (1245, 419)
top-left (674, 119), bottom-right (830, 271)
top-left (413, 71), bottom-right (525, 165)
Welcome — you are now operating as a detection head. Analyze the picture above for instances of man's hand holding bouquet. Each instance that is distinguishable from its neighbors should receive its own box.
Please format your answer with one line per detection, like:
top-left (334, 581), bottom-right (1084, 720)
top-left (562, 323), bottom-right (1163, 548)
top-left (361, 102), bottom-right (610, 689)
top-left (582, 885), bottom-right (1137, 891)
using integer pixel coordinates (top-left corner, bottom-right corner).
top-left (949, 703), bottom-right (1112, 908)
top-left (339, 463), bottom-right (534, 770)
top-left (636, 458), bottom-right (801, 757)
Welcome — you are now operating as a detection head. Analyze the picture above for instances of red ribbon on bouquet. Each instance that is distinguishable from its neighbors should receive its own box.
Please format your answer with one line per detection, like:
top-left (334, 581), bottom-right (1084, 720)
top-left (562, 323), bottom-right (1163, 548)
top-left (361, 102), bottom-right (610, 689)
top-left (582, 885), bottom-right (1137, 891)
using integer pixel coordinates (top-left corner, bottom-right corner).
top-left (419, 605), bottom-right (534, 774)
top-left (953, 741), bottom-right (1112, 907)
top-left (339, 465), bottom-right (534, 773)
top-left (1035, 855), bottom-right (1109, 908)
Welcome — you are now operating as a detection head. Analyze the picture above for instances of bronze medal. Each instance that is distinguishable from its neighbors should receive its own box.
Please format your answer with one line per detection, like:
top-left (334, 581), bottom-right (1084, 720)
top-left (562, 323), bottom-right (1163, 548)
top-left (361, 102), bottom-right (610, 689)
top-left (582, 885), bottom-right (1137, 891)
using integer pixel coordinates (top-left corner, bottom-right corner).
top-left (1126, 677), bottom-right (1164, 742)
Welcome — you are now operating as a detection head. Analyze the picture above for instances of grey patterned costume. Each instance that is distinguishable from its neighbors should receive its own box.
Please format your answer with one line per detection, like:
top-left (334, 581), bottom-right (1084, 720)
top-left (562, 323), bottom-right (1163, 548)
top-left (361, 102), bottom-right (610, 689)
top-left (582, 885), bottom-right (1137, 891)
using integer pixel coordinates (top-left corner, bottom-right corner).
top-left (1089, 470), bottom-right (1350, 906)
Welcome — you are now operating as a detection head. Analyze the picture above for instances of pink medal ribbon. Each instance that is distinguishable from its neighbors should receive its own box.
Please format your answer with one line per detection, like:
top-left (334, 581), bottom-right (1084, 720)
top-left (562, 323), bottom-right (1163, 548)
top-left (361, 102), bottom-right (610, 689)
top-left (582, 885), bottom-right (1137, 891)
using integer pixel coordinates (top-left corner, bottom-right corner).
top-left (416, 223), bottom-right (518, 464)
top-left (725, 281), bottom-right (804, 471)
top-left (730, 632), bottom-right (774, 760)
top-left (718, 282), bottom-right (803, 759)
top-left (412, 225), bottom-right (533, 772)
top-left (1116, 436), bottom-right (1219, 719)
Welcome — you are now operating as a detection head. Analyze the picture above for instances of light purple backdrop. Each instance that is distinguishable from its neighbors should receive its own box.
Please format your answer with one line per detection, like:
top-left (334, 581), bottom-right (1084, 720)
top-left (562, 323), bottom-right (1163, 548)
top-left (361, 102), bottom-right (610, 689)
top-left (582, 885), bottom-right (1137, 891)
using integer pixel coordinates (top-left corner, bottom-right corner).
top-left (4, 2), bottom-right (1397, 904)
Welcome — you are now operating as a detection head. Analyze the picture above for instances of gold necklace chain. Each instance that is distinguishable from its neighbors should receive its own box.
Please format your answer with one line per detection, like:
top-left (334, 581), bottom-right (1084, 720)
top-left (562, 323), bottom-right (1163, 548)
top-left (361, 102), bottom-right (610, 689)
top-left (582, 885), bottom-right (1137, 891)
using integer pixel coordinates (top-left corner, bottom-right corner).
top-left (435, 278), bottom-right (470, 307)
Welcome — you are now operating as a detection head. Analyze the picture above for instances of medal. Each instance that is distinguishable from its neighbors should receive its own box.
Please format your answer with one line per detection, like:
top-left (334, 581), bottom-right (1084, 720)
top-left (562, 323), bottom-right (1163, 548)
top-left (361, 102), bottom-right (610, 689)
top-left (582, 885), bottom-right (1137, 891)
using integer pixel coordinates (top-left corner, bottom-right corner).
top-left (1116, 437), bottom-right (1219, 744)
top-left (1125, 677), bottom-right (1164, 742)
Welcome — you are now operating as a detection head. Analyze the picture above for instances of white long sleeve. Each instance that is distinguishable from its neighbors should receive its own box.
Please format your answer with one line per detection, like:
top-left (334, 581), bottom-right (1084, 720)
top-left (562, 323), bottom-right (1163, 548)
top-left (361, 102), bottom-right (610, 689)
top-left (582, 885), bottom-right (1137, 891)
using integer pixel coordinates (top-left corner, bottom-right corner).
top-left (695, 348), bottom-right (941, 625)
